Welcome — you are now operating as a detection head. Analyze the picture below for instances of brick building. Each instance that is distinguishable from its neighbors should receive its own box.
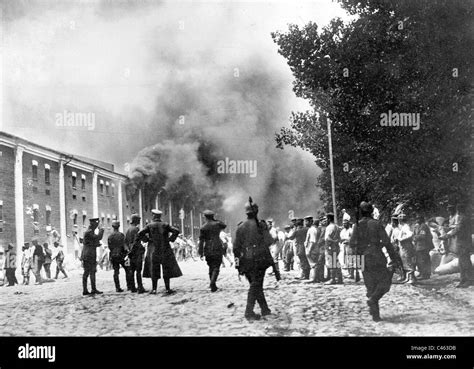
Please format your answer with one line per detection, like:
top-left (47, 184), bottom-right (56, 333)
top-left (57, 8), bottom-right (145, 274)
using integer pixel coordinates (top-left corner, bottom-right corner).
top-left (0, 132), bottom-right (140, 263)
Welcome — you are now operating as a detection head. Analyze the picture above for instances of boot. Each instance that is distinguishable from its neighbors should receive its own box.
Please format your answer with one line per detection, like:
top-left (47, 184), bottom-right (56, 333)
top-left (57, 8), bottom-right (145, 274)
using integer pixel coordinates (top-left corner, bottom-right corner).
top-left (407, 272), bottom-right (416, 285)
top-left (114, 274), bottom-right (122, 292)
top-left (355, 270), bottom-right (361, 283)
top-left (210, 268), bottom-right (219, 292)
top-left (82, 274), bottom-right (90, 295)
top-left (245, 312), bottom-right (261, 321)
top-left (90, 273), bottom-right (103, 294)
top-left (367, 298), bottom-right (381, 322)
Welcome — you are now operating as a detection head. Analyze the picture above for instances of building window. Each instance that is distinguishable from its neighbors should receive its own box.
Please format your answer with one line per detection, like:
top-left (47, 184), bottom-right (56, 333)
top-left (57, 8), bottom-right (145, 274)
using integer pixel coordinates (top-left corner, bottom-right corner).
top-left (45, 189), bottom-right (50, 196)
top-left (101, 213), bottom-right (105, 225)
top-left (0, 200), bottom-right (3, 222)
top-left (82, 196), bottom-right (86, 202)
top-left (82, 211), bottom-right (87, 225)
top-left (81, 174), bottom-right (86, 190)
top-left (33, 186), bottom-right (38, 194)
top-left (105, 181), bottom-right (110, 196)
top-left (45, 206), bottom-right (51, 225)
top-left (73, 210), bottom-right (78, 225)
top-left (72, 194), bottom-right (77, 200)
top-left (33, 204), bottom-right (39, 222)
top-left (45, 164), bottom-right (50, 185)
top-left (111, 183), bottom-right (115, 197)
top-left (32, 160), bottom-right (38, 180)
top-left (100, 180), bottom-right (104, 195)
top-left (107, 214), bottom-right (111, 228)
top-left (72, 171), bottom-right (77, 189)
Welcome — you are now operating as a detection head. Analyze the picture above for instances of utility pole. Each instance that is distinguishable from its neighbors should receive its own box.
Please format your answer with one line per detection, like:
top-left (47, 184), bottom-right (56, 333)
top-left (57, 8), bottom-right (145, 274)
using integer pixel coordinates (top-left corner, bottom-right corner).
top-left (327, 118), bottom-right (338, 224)
top-left (169, 201), bottom-right (172, 225)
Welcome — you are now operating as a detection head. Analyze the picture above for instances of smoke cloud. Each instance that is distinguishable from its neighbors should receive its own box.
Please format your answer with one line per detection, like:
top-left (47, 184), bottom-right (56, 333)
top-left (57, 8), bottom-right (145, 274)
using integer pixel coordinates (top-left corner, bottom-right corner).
top-left (2, 0), bottom-right (347, 226)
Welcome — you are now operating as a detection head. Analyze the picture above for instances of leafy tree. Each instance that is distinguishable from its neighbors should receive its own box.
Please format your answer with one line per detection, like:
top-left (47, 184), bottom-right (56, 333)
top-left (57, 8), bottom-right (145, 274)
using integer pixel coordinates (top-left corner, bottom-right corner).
top-left (272, 0), bottom-right (473, 221)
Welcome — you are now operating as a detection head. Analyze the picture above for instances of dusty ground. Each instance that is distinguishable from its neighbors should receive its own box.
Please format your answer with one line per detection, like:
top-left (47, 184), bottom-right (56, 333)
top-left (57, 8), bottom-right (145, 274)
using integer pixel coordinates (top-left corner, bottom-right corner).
top-left (1, 260), bottom-right (473, 336)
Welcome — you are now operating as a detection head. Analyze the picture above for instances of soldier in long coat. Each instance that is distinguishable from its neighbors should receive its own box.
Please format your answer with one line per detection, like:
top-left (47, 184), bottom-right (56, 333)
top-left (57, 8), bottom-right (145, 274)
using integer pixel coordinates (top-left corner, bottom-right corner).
top-left (349, 202), bottom-right (403, 321)
top-left (233, 201), bottom-right (274, 321)
top-left (125, 213), bottom-right (146, 293)
top-left (198, 210), bottom-right (227, 292)
top-left (81, 218), bottom-right (105, 295)
top-left (138, 209), bottom-right (182, 294)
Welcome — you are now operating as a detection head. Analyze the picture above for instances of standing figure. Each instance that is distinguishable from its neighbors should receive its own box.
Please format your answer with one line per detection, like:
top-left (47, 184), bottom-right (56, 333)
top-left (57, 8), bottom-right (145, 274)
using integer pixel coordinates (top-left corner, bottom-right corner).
top-left (81, 218), bottom-right (105, 295)
top-left (4, 244), bottom-right (18, 286)
top-left (349, 202), bottom-right (403, 321)
top-left (138, 209), bottom-right (182, 295)
top-left (31, 239), bottom-right (45, 285)
top-left (325, 213), bottom-right (342, 284)
top-left (233, 200), bottom-right (275, 321)
top-left (125, 214), bottom-right (146, 293)
top-left (43, 242), bottom-right (52, 279)
top-left (314, 216), bottom-right (328, 282)
top-left (108, 221), bottom-right (132, 292)
top-left (340, 219), bottom-right (358, 281)
top-left (440, 204), bottom-right (473, 288)
top-left (73, 230), bottom-right (82, 261)
top-left (220, 232), bottom-right (233, 267)
top-left (282, 225), bottom-right (294, 271)
top-left (412, 214), bottom-right (433, 280)
top-left (21, 243), bottom-right (32, 285)
top-left (290, 218), bottom-right (310, 280)
top-left (304, 216), bottom-right (320, 283)
top-left (267, 219), bottom-right (281, 275)
top-left (397, 213), bottom-right (416, 284)
top-left (52, 242), bottom-right (68, 279)
top-left (198, 210), bottom-right (227, 292)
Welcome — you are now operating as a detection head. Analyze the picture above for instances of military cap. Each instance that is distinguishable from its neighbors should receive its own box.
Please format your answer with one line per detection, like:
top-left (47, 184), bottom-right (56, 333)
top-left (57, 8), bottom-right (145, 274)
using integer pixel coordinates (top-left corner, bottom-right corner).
top-left (446, 204), bottom-right (455, 209)
top-left (326, 213), bottom-right (334, 217)
top-left (342, 218), bottom-right (349, 223)
top-left (359, 201), bottom-right (373, 213)
top-left (267, 218), bottom-right (274, 223)
top-left (45, 225), bottom-right (52, 232)
top-left (151, 209), bottom-right (163, 215)
top-left (245, 202), bottom-right (258, 214)
top-left (391, 215), bottom-right (399, 219)
top-left (131, 213), bottom-right (141, 223)
top-left (7, 243), bottom-right (14, 249)
top-left (284, 224), bottom-right (292, 230)
top-left (304, 215), bottom-right (313, 220)
top-left (24, 242), bottom-right (30, 247)
top-left (290, 217), bottom-right (298, 222)
top-left (398, 213), bottom-right (407, 219)
top-left (203, 209), bottom-right (215, 216)
top-left (89, 218), bottom-right (100, 222)
top-left (111, 220), bottom-right (120, 228)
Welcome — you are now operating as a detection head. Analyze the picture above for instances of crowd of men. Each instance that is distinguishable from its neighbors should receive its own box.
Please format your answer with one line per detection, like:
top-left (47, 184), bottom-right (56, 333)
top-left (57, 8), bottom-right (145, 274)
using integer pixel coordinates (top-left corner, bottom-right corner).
top-left (1, 199), bottom-right (471, 323)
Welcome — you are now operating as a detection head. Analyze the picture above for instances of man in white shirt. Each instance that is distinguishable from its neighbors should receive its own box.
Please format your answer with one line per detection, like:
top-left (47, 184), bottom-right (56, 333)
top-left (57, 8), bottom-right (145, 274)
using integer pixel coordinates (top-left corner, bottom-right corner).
top-left (397, 213), bottom-right (416, 284)
top-left (325, 213), bottom-right (342, 284)
top-left (342, 209), bottom-right (351, 223)
top-left (340, 219), bottom-right (357, 281)
top-left (304, 216), bottom-right (320, 283)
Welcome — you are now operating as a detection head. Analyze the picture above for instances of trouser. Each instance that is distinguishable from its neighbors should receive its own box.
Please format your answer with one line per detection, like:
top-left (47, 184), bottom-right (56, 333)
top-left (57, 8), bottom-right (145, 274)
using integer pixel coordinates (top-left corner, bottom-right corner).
top-left (34, 260), bottom-right (44, 284)
top-left (111, 257), bottom-right (132, 291)
top-left (5, 269), bottom-right (18, 286)
top-left (129, 257), bottom-right (144, 291)
top-left (325, 250), bottom-right (342, 282)
top-left (244, 269), bottom-right (269, 316)
top-left (283, 246), bottom-right (294, 271)
top-left (458, 249), bottom-right (473, 283)
top-left (206, 256), bottom-right (221, 289)
top-left (152, 276), bottom-right (170, 291)
top-left (270, 243), bottom-right (282, 273)
top-left (23, 266), bottom-right (31, 285)
top-left (55, 260), bottom-right (68, 278)
top-left (415, 250), bottom-right (431, 278)
top-left (297, 250), bottom-right (310, 279)
top-left (399, 246), bottom-right (416, 273)
top-left (314, 251), bottom-right (326, 282)
top-left (345, 245), bottom-right (360, 280)
top-left (83, 261), bottom-right (98, 292)
top-left (43, 263), bottom-right (51, 279)
top-left (363, 264), bottom-right (393, 318)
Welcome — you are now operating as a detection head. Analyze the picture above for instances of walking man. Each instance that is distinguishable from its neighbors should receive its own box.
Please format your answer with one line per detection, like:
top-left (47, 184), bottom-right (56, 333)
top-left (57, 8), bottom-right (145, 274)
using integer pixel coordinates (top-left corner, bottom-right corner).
top-left (31, 239), bottom-right (45, 285)
top-left (198, 210), bottom-right (227, 292)
top-left (108, 221), bottom-right (132, 292)
top-left (125, 214), bottom-right (146, 293)
top-left (233, 200), bottom-right (275, 321)
top-left (138, 209), bottom-right (182, 295)
top-left (81, 218), bottom-right (105, 295)
top-left (350, 202), bottom-right (403, 321)
top-left (52, 242), bottom-right (68, 279)
top-left (4, 244), bottom-right (18, 286)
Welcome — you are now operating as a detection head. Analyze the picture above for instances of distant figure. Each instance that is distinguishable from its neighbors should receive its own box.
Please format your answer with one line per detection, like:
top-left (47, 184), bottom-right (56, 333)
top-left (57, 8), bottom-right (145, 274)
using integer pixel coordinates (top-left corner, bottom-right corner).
top-left (412, 214), bottom-right (433, 280)
top-left (43, 242), bottom-right (53, 279)
top-left (397, 213), bottom-right (416, 284)
top-left (304, 216), bottom-right (320, 283)
top-left (52, 242), bottom-right (68, 279)
top-left (108, 221), bottom-right (133, 293)
top-left (4, 244), bottom-right (18, 286)
top-left (81, 218), bottom-right (105, 295)
top-left (31, 239), bottom-right (45, 285)
top-left (198, 209), bottom-right (227, 292)
top-left (21, 243), bottom-right (32, 285)
top-left (125, 214), bottom-right (146, 293)
top-left (342, 209), bottom-right (351, 223)
top-left (325, 213), bottom-right (342, 284)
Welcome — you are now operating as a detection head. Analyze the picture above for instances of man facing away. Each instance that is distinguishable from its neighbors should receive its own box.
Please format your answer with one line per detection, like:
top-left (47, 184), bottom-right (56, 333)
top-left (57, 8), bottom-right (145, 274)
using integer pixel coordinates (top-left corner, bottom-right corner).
top-left (81, 218), bottom-right (105, 295)
top-left (125, 214), bottom-right (146, 293)
top-left (198, 209), bottom-right (226, 292)
top-left (108, 221), bottom-right (133, 292)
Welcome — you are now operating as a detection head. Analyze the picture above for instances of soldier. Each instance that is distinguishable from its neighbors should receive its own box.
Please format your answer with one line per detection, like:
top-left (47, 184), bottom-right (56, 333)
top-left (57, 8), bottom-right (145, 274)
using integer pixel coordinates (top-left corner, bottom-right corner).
top-left (31, 238), bottom-right (45, 285)
top-left (108, 221), bottom-right (132, 292)
top-left (233, 200), bottom-right (275, 321)
top-left (125, 214), bottom-right (146, 293)
top-left (52, 241), bottom-right (68, 279)
top-left (440, 203), bottom-right (473, 288)
top-left (198, 210), bottom-right (227, 292)
top-left (4, 244), bottom-right (18, 286)
top-left (21, 243), bottom-right (32, 285)
top-left (349, 202), bottom-right (403, 321)
top-left (324, 213), bottom-right (342, 284)
top-left (412, 214), bottom-right (433, 280)
top-left (314, 216), bottom-right (328, 282)
top-left (282, 224), bottom-right (294, 272)
top-left (81, 218), bottom-right (105, 295)
top-left (340, 218), bottom-right (359, 281)
top-left (138, 209), bottom-right (182, 295)
top-left (304, 216), bottom-right (320, 283)
top-left (267, 219), bottom-right (281, 276)
top-left (290, 218), bottom-right (310, 279)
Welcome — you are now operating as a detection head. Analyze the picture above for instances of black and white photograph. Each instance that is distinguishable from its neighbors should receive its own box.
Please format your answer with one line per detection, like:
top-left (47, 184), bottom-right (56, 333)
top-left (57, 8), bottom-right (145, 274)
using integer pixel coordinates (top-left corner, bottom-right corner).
top-left (0, 0), bottom-right (472, 368)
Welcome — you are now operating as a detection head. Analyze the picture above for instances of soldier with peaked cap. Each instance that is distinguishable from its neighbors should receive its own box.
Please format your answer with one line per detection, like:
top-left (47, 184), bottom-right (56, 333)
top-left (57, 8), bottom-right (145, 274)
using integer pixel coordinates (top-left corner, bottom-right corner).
top-left (81, 218), bottom-right (105, 295)
top-left (289, 218), bottom-right (310, 279)
top-left (198, 209), bottom-right (227, 292)
top-left (304, 216), bottom-right (322, 283)
top-left (125, 213), bottom-right (146, 293)
top-left (138, 209), bottom-right (182, 294)
top-left (349, 202), bottom-right (403, 321)
top-left (233, 200), bottom-right (274, 321)
top-left (108, 220), bottom-right (133, 292)
top-left (324, 213), bottom-right (342, 284)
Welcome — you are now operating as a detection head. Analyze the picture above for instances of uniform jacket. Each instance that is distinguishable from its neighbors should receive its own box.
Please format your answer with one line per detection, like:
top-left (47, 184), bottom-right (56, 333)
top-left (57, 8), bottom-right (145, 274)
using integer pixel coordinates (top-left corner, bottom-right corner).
top-left (447, 214), bottom-right (472, 254)
top-left (82, 227), bottom-right (105, 262)
top-left (198, 220), bottom-right (227, 258)
top-left (412, 222), bottom-right (433, 251)
top-left (108, 231), bottom-right (126, 259)
top-left (43, 247), bottom-right (52, 264)
top-left (397, 223), bottom-right (414, 251)
top-left (233, 218), bottom-right (274, 274)
top-left (289, 226), bottom-right (308, 257)
top-left (324, 223), bottom-right (340, 252)
top-left (350, 217), bottom-right (401, 268)
top-left (138, 220), bottom-right (181, 279)
top-left (125, 225), bottom-right (145, 260)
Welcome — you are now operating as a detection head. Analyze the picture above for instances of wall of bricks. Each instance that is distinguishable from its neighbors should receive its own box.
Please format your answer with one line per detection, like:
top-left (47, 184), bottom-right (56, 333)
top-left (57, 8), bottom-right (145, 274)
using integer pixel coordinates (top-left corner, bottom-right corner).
top-left (0, 145), bottom-right (16, 248)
